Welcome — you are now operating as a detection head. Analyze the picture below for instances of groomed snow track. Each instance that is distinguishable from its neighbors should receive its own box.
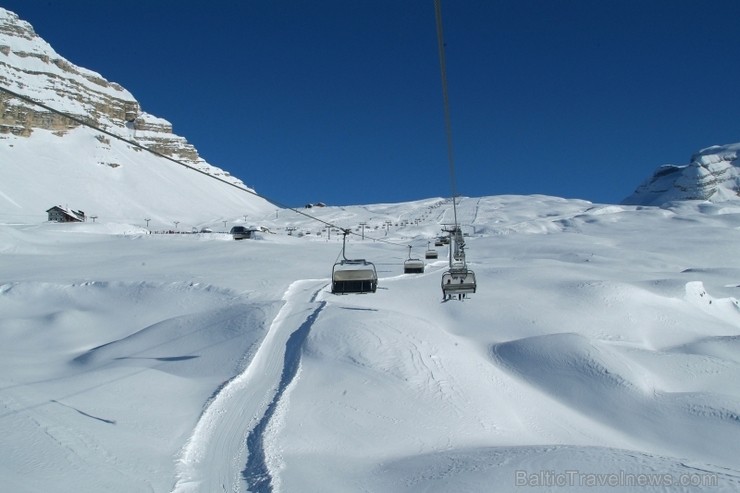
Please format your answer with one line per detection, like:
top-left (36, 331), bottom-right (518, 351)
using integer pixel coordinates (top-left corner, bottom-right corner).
top-left (171, 280), bottom-right (328, 493)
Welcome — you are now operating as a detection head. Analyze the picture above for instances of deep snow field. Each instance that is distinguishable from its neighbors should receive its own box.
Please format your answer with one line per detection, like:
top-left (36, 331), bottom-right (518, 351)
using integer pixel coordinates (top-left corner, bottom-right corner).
top-left (2, 195), bottom-right (740, 492)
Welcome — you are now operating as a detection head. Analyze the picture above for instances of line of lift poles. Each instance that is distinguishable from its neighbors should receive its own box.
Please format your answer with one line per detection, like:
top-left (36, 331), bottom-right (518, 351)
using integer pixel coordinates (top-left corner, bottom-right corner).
top-left (330, 0), bottom-right (477, 300)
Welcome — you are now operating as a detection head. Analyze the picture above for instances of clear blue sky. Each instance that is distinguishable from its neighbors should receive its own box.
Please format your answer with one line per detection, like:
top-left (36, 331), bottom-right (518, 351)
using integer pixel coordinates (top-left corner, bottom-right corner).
top-left (4, 1), bottom-right (740, 207)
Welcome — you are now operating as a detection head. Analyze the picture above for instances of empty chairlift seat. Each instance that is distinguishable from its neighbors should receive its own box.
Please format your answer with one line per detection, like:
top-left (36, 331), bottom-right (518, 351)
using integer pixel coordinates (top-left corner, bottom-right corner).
top-left (403, 258), bottom-right (425, 274)
top-left (403, 245), bottom-right (425, 274)
top-left (425, 241), bottom-right (438, 259)
top-left (332, 259), bottom-right (378, 294)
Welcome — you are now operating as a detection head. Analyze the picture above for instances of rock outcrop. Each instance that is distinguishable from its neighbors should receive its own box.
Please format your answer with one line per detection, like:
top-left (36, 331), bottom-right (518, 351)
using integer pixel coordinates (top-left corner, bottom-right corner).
top-left (0, 7), bottom-right (245, 188)
top-left (622, 143), bottom-right (740, 206)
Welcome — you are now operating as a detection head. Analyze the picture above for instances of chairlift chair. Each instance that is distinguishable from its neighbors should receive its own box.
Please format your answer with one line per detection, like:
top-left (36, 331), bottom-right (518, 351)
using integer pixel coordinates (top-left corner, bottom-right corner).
top-left (403, 246), bottom-right (425, 274)
top-left (425, 241), bottom-right (438, 259)
top-left (441, 267), bottom-right (477, 299)
top-left (332, 259), bottom-right (378, 294)
top-left (331, 230), bottom-right (378, 294)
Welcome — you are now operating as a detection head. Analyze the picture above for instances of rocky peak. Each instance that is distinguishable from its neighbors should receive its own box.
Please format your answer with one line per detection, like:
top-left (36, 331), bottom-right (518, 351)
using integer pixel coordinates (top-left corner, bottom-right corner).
top-left (622, 143), bottom-right (740, 206)
top-left (0, 7), bottom-right (247, 188)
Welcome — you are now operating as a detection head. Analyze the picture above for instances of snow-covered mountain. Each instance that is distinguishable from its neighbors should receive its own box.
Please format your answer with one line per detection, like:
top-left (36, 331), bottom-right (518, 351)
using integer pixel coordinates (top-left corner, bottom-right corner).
top-left (0, 7), bottom-right (272, 228)
top-left (623, 142), bottom-right (740, 206)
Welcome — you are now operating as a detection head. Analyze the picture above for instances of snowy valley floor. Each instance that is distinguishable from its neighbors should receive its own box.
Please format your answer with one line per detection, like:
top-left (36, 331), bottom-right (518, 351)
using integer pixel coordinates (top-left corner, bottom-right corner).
top-left (2, 196), bottom-right (740, 492)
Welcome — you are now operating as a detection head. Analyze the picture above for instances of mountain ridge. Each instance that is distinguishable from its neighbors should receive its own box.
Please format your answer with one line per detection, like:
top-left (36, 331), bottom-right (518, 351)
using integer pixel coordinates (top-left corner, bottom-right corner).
top-left (0, 7), bottom-right (273, 227)
top-left (623, 142), bottom-right (740, 206)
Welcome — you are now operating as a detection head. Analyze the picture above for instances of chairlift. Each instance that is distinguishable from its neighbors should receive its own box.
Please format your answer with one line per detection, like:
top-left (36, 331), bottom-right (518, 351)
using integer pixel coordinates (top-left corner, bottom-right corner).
top-left (425, 241), bottom-right (438, 259)
top-left (403, 245), bottom-right (425, 274)
top-left (441, 227), bottom-right (476, 300)
top-left (441, 267), bottom-right (477, 300)
top-left (331, 230), bottom-right (377, 294)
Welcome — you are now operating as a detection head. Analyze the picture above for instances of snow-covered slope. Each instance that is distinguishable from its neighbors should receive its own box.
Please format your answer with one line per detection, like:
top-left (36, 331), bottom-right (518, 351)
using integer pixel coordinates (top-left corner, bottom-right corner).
top-left (0, 127), bottom-right (273, 228)
top-left (623, 142), bottom-right (740, 206)
top-left (0, 7), bottom-right (271, 226)
top-left (2, 195), bottom-right (740, 492)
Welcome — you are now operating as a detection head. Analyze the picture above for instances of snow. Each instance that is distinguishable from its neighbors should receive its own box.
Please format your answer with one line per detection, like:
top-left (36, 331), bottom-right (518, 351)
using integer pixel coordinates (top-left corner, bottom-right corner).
top-left (2, 195), bottom-right (740, 492)
top-left (0, 128), bottom-right (271, 227)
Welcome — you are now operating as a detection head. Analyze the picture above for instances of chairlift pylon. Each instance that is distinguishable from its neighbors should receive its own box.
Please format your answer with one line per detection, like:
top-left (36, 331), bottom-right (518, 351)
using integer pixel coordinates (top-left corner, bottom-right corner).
top-left (331, 229), bottom-right (378, 294)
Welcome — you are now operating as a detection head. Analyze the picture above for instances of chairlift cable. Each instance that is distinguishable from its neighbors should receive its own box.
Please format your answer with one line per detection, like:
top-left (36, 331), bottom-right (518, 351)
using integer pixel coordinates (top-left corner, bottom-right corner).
top-left (0, 86), bottom-right (264, 199)
top-left (433, 0), bottom-right (477, 300)
top-left (0, 84), bottom-right (410, 249)
top-left (433, 0), bottom-right (459, 229)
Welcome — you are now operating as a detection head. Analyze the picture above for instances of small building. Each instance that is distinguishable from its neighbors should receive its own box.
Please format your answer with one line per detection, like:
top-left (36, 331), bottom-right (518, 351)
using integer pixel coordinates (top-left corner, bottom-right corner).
top-left (230, 225), bottom-right (260, 240)
top-left (46, 206), bottom-right (85, 223)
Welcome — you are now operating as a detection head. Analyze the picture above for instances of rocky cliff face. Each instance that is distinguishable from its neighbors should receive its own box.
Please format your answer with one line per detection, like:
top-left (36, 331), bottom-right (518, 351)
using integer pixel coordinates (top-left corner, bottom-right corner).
top-left (622, 143), bottom-right (740, 206)
top-left (0, 7), bottom-right (245, 187)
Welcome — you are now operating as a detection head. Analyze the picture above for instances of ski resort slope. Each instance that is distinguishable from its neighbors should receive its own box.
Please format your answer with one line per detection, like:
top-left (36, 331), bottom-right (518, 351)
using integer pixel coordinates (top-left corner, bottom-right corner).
top-left (2, 196), bottom-right (740, 492)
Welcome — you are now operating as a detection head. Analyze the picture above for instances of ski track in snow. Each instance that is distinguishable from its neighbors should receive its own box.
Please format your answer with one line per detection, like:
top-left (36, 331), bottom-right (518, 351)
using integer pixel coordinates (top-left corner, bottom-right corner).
top-left (171, 279), bottom-right (328, 493)
top-left (242, 297), bottom-right (326, 492)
